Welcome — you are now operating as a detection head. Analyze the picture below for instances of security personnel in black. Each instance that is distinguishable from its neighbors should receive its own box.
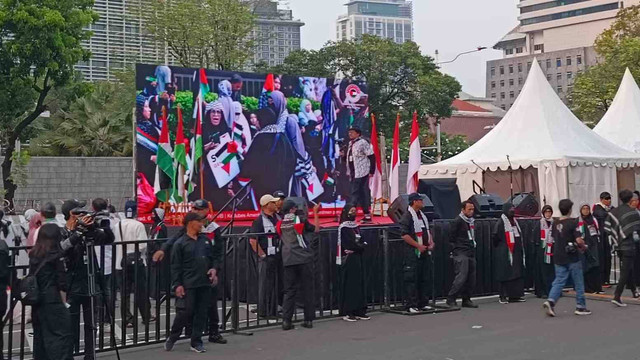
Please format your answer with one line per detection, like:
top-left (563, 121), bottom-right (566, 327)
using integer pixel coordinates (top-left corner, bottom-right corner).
top-left (164, 213), bottom-right (217, 354)
top-left (59, 199), bottom-right (114, 360)
top-left (445, 201), bottom-right (478, 309)
top-left (400, 193), bottom-right (435, 313)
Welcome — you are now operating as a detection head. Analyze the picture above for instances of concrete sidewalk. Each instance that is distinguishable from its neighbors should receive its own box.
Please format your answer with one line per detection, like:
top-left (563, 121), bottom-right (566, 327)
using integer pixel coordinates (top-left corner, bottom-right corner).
top-left (98, 295), bottom-right (640, 360)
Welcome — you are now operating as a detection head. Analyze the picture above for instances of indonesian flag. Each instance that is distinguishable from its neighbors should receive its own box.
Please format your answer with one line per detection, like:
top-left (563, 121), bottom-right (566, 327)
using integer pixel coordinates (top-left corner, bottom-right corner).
top-left (369, 114), bottom-right (383, 200)
top-left (406, 111), bottom-right (420, 194)
top-left (174, 106), bottom-right (189, 202)
top-left (155, 106), bottom-right (174, 202)
top-left (389, 114), bottom-right (400, 203)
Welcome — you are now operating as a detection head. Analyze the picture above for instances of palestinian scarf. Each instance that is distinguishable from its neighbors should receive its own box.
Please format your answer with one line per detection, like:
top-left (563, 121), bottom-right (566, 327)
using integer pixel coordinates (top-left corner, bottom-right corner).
top-left (218, 80), bottom-right (234, 129)
top-left (337, 221), bottom-right (359, 265)
top-left (261, 211), bottom-right (278, 254)
top-left (280, 213), bottom-right (307, 249)
top-left (459, 212), bottom-right (476, 248)
top-left (578, 203), bottom-right (599, 239)
top-left (150, 208), bottom-right (165, 240)
top-left (540, 217), bottom-right (553, 264)
top-left (408, 206), bottom-right (430, 258)
top-left (501, 214), bottom-right (522, 266)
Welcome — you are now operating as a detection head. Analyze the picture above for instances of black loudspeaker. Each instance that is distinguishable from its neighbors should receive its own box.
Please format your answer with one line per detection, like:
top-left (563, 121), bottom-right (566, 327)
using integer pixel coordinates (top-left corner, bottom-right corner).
top-left (388, 194), bottom-right (435, 224)
top-left (469, 193), bottom-right (504, 218)
top-left (417, 178), bottom-right (461, 220)
top-left (285, 197), bottom-right (309, 222)
top-left (507, 192), bottom-right (539, 217)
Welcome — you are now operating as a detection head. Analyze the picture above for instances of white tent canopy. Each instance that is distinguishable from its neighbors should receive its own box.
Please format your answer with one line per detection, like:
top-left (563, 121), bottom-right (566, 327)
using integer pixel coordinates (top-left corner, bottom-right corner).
top-left (421, 60), bottom-right (640, 213)
top-left (593, 68), bottom-right (640, 153)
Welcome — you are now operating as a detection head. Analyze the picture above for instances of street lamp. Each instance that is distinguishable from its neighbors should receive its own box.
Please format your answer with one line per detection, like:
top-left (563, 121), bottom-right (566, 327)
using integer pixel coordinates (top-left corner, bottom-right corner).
top-left (436, 46), bottom-right (487, 65)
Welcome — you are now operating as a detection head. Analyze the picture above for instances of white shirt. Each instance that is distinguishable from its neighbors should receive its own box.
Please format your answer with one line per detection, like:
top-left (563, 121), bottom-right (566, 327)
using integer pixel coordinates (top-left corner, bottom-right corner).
top-left (347, 137), bottom-right (374, 179)
top-left (113, 218), bottom-right (148, 270)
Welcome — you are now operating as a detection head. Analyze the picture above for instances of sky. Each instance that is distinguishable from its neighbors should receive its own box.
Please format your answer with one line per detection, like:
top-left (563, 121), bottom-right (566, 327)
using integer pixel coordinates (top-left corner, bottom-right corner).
top-left (286, 0), bottom-right (519, 97)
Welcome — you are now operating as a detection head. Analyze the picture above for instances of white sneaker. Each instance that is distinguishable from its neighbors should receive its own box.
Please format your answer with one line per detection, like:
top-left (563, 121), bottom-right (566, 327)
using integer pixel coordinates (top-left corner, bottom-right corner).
top-left (421, 305), bottom-right (433, 311)
top-left (342, 315), bottom-right (357, 322)
top-left (408, 307), bottom-right (420, 313)
top-left (543, 301), bottom-right (556, 317)
top-left (612, 299), bottom-right (627, 307)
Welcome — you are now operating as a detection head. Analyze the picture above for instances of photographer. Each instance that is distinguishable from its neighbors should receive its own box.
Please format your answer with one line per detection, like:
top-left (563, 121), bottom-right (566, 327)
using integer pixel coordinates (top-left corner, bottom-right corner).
top-left (60, 199), bottom-right (115, 360)
top-left (543, 199), bottom-right (591, 317)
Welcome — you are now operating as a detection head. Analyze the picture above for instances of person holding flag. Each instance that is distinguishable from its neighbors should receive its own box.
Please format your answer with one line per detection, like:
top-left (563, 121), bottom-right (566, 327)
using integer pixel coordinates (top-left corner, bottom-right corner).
top-left (492, 203), bottom-right (526, 304)
top-left (400, 193), bottom-right (435, 313)
top-left (344, 126), bottom-right (375, 223)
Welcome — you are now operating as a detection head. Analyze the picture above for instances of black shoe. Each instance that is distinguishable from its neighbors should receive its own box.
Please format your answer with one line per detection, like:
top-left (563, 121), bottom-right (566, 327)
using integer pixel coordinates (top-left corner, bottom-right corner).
top-left (509, 297), bottom-right (526, 303)
top-left (461, 299), bottom-right (478, 309)
top-left (498, 297), bottom-right (509, 304)
top-left (301, 321), bottom-right (313, 329)
top-left (282, 321), bottom-right (295, 331)
top-left (208, 333), bottom-right (227, 344)
top-left (443, 299), bottom-right (458, 309)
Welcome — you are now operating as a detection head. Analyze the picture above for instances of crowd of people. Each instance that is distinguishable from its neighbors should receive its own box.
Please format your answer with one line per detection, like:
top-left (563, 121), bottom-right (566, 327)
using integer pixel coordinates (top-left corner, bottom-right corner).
top-left (5, 185), bottom-right (640, 358)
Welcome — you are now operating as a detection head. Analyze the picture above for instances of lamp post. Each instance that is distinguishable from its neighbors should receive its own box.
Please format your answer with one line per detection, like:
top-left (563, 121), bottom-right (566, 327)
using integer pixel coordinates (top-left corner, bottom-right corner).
top-left (436, 46), bottom-right (487, 65)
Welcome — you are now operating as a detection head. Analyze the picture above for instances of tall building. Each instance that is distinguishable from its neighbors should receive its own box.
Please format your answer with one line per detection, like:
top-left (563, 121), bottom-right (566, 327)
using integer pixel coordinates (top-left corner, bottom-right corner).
top-left (251, 1), bottom-right (305, 68)
top-left (336, 0), bottom-right (413, 44)
top-left (76, 0), bottom-right (169, 81)
top-left (486, 0), bottom-right (640, 111)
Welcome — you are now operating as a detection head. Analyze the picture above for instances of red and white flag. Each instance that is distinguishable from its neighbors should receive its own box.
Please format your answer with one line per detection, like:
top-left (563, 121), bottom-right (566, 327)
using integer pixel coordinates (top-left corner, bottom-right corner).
top-left (407, 111), bottom-right (420, 194)
top-left (389, 114), bottom-right (400, 203)
top-left (369, 114), bottom-right (383, 200)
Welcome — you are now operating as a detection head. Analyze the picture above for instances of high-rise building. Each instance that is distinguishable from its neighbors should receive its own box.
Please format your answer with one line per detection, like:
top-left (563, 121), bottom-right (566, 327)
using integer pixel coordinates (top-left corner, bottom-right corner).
top-left (76, 0), bottom-right (169, 81)
top-left (250, 0), bottom-right (305, 68)
top-left (486, 0), bottom-right (640, 111)
top-left (336, 0), bottom-right (413, 44)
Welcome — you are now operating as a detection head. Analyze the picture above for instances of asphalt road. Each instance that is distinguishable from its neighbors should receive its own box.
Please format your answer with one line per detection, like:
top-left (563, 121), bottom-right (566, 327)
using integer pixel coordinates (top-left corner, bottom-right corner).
top-left (98, 295), bottom-right (640, 360)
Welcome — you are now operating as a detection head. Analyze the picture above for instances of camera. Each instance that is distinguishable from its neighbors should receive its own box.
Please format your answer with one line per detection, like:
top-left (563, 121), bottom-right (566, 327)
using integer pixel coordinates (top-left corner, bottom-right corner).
top-left (74, 210), bottom-right (111, 238)
top-left (565, 242), bottom-right (577, 254)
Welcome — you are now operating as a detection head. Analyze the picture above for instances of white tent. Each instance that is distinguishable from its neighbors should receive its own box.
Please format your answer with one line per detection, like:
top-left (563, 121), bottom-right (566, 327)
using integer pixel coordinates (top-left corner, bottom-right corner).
top-left (421, 60), bottom-right (640, 213)
top-left (594, 68), bottom-right (640, 153)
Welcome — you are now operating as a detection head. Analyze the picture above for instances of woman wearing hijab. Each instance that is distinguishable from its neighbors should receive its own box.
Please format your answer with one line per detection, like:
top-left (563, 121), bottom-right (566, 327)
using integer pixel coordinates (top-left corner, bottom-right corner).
top-left (218, 80), bottom-right (235, 129)
top-left (538, 205), bottom-right (555, 297)
top-left (297, 99), bottom-right (317, 129)
top-left (578, 204), bottom-right (602, 294)
top-left (492, 203), bottom-right (526, 304)
top-left (337, 205), bottom-right (369, 322)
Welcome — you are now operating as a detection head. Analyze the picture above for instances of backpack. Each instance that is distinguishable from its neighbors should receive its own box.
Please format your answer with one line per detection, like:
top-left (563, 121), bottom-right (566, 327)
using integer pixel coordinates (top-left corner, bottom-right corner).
top-left (20, 255), bottom-right (54, 306)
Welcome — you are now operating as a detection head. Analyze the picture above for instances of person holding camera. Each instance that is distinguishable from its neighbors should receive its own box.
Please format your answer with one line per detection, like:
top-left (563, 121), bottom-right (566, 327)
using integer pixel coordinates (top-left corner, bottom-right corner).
top-left (30, 224), bottom-right (74, 360)
top-left (400, 193), bottom-right (435, 313)
top-left (543, 199), bottom-right (592, 317)
top-left (164, 213), bottom-right (217, 354)
top-left (605, 190), bottom-right (640, 307)
top-left (114, 200), bottom-right (153, 327)
top-left (59, 199), bottom-right (114, 360)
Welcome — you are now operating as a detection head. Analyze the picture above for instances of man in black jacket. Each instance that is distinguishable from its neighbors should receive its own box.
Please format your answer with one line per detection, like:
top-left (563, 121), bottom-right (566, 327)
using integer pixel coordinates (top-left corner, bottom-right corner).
top-left (165, 213), bottom-right (217, 354)
top-left (60, 199), bottom-right (114, 360)
top-left (445, 201), bottom-right (478, 309)
top-left (593, 191), bottom-right (613, 287)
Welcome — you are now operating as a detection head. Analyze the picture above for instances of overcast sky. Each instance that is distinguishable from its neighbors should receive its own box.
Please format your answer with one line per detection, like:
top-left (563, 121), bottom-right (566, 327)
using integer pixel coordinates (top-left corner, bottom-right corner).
top-left (287, 0), bottom-right (519, 97)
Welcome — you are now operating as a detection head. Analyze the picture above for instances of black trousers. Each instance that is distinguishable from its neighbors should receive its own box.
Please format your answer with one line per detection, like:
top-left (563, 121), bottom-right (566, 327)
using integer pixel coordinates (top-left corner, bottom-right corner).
top-left (499, 277), bottom-right (525, 300)
top-left (33, 302), bottom-right (74, 360)
top-left (258, 256), bottom-right (281, 317)
top-left (282, 263), bottom-right (315, 322)
top-left (541, 263), bottom-right (555, 297)
top-left (121, 259), bottom-right (151, 323)
top-left (169, 287), bottom-right (210, 347)
top-left (69, 295), bottom-right (95, 359)
top-left (403, 250), bottom-right (431, 309)
top-left (615, 254), bottom-right (636, 300)
top-left (208, 285), bottom-right (221, 335)
top-left (600, 237), bottom-right (612, 284)
top-left (350, 176), bottom-right (371, 215)
top-left (447, 255), bottom-right (476, 301)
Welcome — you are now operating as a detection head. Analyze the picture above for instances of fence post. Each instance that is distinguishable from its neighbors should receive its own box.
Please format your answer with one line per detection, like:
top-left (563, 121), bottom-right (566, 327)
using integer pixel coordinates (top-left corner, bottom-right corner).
top-left (232, 236), bottom-right (240, 333)
top-left (383, 228), bottom-right (390, 309)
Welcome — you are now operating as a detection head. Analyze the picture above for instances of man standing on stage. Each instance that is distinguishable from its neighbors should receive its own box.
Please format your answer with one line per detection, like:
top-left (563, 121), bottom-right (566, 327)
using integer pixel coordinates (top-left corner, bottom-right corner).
top-left (250, 195), bottom-right (282, 319)
top-left (593, 191), bottom-right (614, 287)
top-left (345, 126), bottom-right (375, 223)
top-left (277, 200), bottom-right (321, 330)
top-left (445, 200), bottom-right (478, 309)
top-left (400, 193), bottom-right (435, 313)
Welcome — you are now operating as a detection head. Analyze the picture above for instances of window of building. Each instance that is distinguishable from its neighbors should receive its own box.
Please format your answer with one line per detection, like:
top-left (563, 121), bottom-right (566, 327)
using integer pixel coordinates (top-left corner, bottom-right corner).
top-left (546, 59), bottom-right (551, 68)
top-left (557, 73), bottom-right (562, 81)
top-left (491, 66), bottom-right (495, 77)
top-left (516, 47), bottom-right (523, 54)
top-left (566, 56), bottom-right (572, 66)
top-left (567, 72), bottom-right (573, 80)
top-left (500, 92), bottom-right (505, 100)
top-left (518, 63), bottom-right (523, 72)
top-left (518, 77), bottom-right (523, 85)
top-left (509, 78), bottom-right (514, 86)
top-left (491, 81), bottom-right (496, 89)
top-left (491, 93), bottom-right (497, 98)
top-left (577, 55), bottom-right (582, 65)
top-left (501, 104), bottom-right (506, 110)
top-left (500, 80), bottom-right (505, 87)
top-left (557, 85), bottom-right (563, 93)
top-left (527, 61), bottom-right (532, 70)
top-left (500, 66), bottom-right (504, 75)
top-left (510, 91), bottom-right (515, 99)
top-left (546, 73), bottom-right (552, 81)
top-left (534, 44), bottom-right (544, 52)
top-left (520, 3), bottom-right (619, 25)
top-left (506, 48), bottom-right (514, 55)
top-left (556, 58), bottom-right (562, 67)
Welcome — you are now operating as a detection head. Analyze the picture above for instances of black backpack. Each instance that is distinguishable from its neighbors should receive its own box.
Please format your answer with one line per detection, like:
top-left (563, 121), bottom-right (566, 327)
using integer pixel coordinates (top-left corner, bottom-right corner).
top-left (20, 256), bottom-right (54, 306)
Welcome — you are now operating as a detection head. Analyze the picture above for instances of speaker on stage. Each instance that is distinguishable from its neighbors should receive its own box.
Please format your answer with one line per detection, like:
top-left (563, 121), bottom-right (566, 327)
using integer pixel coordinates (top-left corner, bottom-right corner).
top-left (417, 178), bottom-right (461, 220)
top-left (469, 193), bottom-right (504, 218)
top-left (284, 197), bottom-right (309, 221)
top-left (507, 193), bottom-right (539, 217)
top-left (388, 194), bottom-right (435, 223)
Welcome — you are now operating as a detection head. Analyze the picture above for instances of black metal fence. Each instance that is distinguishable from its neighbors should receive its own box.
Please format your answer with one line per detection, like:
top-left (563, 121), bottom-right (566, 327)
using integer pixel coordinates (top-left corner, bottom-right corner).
top-left (2, 218), bottom-right (619, 359)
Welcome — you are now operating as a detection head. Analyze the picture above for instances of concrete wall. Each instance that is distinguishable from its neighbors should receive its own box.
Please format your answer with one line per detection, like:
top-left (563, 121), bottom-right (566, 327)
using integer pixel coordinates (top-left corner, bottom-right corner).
top-left (4, 157), bottom-right (134, 213)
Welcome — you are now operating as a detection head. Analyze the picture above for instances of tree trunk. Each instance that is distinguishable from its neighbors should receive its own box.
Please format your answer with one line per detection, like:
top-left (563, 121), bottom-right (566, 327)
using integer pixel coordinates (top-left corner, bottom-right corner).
top-left (1, 139), bottom-right (17, 213)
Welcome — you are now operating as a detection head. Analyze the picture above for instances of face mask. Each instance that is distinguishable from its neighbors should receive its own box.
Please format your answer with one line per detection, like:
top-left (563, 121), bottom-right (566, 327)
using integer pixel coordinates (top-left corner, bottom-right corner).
top-left (347, 214), bottom-right (356, 221)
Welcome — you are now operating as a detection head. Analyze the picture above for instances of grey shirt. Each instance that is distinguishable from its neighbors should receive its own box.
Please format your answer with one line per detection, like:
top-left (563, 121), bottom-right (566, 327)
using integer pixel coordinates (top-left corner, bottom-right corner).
top-left (278, 215), bottom-right (315, 267)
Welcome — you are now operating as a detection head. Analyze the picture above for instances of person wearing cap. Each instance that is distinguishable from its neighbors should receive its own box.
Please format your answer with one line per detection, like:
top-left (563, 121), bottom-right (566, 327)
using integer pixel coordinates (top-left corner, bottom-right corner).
top-left (400, 193), bottom-right (435, 313)
top-left (165, 213), bottom-right (217, 354)
top-left (273, 190), bottom-right (286, 217)
top-left (153, 199), bottom-right (210, 263)
top-left (59, 199), bottom-right (114, 360)
top-left (277, 200), bottom-right (321, 330)
top-left (230, 74), bottom-right (243, 102)
top-left (40, 202), bottom-right (58, 224)
top-left (593, 191), bottom-right (614, 287)
top-left (114, 200), bottom-right (153, 327)
top-left (345, 126), bottom-right (375, 223)
top-left (250, 194), bottom-right (283, 319)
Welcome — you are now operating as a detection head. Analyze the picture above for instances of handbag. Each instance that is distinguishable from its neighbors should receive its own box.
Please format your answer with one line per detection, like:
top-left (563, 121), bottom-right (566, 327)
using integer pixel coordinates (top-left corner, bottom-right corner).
top-left (20, 255), bottom-right (55, 306)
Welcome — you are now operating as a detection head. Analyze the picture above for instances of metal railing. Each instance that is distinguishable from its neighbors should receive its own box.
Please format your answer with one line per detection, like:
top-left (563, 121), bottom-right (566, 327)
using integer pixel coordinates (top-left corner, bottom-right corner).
top-left (1, 218), bottom-right (621, 359)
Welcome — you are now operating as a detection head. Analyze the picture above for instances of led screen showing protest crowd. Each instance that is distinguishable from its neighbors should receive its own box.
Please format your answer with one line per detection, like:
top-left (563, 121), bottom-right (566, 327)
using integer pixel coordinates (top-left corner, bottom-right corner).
top-left (135, 64), bottom-right (369, 221)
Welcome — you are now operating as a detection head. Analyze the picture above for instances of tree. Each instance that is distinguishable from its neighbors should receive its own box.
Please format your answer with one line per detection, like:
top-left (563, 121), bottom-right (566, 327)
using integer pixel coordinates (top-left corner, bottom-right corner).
top-left (0, 0), bottom-right (97, 210)
top-left (31, 82), bottom-right (133, 157)
top-left (132, 0), bottom-right (255, 70)
top-left (570, 5), bottom-right (640, 125)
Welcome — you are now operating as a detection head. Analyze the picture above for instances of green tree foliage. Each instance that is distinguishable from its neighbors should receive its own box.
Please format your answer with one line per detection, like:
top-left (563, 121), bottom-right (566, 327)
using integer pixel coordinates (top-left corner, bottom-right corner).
top-left (32, 82), bottom-right (133, 157)
top-left (131, 0), bottom-right (255, 70)
top-left (570, 5), bottom-right (640, 126)
top-left (0, 0), bottom-right (97, 210)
